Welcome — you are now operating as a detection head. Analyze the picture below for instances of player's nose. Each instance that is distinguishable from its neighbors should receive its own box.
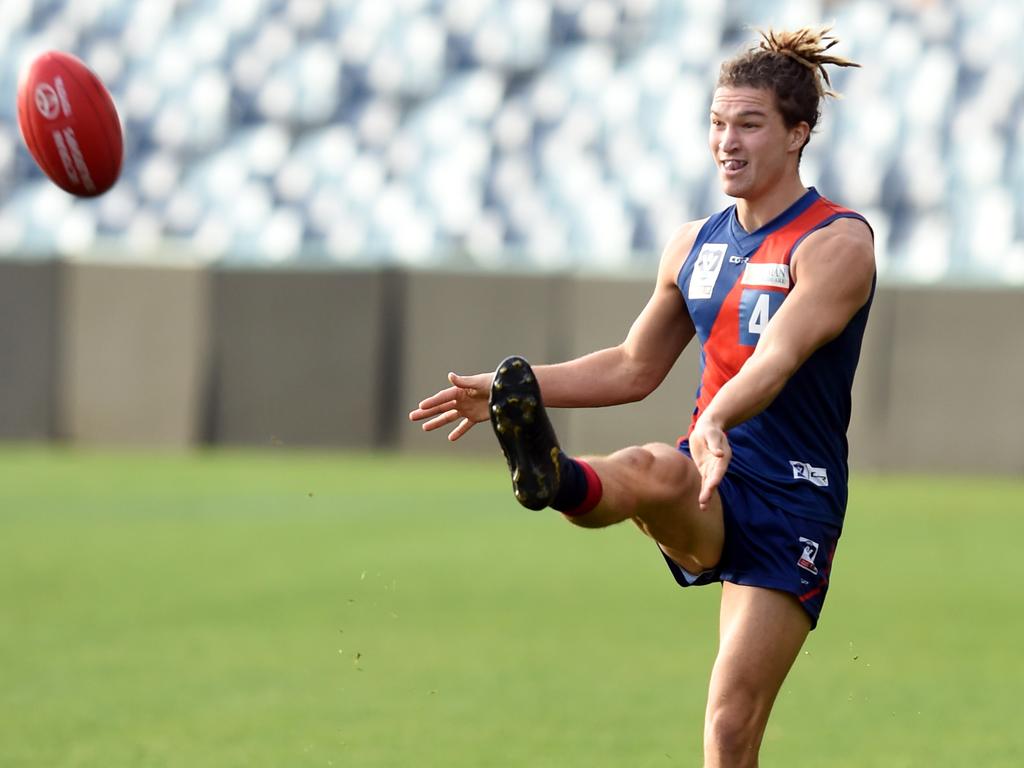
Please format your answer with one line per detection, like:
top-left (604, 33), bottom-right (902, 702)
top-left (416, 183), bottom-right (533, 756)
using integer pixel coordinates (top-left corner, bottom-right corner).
top-left (718, 126), bottom-right (740, 153)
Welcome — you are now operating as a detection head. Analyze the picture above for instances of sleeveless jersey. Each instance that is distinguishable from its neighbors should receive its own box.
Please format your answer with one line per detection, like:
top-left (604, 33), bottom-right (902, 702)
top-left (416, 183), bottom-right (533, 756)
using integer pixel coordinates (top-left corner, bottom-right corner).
top-left (677, 187), bottom-right (873, 525)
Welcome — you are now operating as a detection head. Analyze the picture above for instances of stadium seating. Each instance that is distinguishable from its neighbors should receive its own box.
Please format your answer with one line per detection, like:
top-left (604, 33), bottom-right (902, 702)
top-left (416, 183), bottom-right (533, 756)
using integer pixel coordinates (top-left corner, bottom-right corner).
top-left (2, 0), bottom-right (1023, 283)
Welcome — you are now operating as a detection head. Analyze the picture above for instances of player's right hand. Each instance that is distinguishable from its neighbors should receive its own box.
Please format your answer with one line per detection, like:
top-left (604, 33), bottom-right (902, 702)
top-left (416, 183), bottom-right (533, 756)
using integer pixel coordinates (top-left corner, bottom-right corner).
top-left (408, 372), bottom-right (493, 441)
top-left (689, 418), bottom-right (732, 510)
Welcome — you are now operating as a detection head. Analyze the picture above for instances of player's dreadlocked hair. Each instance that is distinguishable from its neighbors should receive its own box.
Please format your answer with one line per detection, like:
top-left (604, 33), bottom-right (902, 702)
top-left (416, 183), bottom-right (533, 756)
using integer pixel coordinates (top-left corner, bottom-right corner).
top-left (718, 27), bottom-right (860, 155)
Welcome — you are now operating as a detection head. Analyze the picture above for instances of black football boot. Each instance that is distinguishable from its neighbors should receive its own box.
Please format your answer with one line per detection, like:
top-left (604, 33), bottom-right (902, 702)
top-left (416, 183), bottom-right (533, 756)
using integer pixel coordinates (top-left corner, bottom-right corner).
top-left (488, 355), bottom-right (563, 510)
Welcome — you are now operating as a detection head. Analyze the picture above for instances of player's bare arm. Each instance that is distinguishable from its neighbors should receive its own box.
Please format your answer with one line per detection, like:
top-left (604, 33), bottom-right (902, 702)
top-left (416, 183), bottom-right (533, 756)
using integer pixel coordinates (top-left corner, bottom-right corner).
top-left (529, 219), bottom-right (703, 407)
top-left (409, 220), bottom-right (705, 440)
top-left (691, 216), bottom-right (875, 503)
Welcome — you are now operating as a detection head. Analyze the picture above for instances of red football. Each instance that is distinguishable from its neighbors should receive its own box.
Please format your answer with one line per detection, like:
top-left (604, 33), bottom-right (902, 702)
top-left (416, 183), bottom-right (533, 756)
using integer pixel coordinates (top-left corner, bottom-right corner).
top-left (16, 51), bottom-right (123, 197)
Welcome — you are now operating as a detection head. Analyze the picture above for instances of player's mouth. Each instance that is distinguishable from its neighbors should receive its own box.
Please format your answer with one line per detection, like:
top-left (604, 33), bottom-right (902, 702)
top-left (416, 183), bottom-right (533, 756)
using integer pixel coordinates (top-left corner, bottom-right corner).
top-left (721, 159), bottom-right (748, 174)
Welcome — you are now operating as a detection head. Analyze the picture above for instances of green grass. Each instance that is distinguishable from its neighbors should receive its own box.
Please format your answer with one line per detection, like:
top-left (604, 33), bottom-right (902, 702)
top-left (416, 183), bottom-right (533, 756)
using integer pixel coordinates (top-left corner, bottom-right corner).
top-left (1, 448), bottom-right (1022, 767)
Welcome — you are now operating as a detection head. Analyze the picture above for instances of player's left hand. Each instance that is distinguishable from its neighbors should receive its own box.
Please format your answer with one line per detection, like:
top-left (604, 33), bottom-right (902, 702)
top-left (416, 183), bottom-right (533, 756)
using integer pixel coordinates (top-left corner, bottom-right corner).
top-left (689, 419), bottom-right (732, 509)
top-left (408, 371), bottom-right (492, 441)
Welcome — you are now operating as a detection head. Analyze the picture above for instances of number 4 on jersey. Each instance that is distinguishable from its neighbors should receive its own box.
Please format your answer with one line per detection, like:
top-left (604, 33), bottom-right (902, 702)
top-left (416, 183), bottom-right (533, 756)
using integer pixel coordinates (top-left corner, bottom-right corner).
top-left (738, 289), bottom-right (785, 346)
top-left (748, 293), bottom-right (771, 335)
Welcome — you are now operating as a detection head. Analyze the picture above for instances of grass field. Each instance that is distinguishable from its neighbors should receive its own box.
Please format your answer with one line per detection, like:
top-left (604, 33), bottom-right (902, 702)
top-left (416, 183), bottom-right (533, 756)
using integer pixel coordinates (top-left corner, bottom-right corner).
top-left (1, 448), bottom-right (1022, 767)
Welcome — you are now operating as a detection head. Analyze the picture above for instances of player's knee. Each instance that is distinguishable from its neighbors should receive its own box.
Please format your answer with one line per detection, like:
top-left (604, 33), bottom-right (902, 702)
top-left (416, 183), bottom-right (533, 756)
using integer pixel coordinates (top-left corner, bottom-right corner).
top-left (704, 698), bottom-right (765, 766)
top-left (638, 442), bottom-right (700, 501)
top-left (558, 446), bottom-right (656, 528)
top-left (610, 444), bottom-right (657, 473)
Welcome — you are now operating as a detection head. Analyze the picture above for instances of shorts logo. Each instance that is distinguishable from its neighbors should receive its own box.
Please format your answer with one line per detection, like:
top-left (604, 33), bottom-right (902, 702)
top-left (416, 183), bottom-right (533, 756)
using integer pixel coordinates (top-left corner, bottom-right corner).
top-left (790, 460), bottom-right (828, 487)
top-left (798, 537), bottom-right (819, 575)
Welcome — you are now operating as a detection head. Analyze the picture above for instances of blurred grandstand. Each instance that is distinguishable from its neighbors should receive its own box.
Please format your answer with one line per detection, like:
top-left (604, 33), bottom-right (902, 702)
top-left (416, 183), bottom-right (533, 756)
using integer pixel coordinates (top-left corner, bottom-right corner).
top-left (1, 0), bottom-right (1023, 284)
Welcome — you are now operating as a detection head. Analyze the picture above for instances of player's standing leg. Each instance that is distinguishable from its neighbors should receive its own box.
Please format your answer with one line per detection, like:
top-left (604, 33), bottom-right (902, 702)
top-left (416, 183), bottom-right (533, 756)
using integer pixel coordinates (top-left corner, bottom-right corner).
top-left (703, 584), bottom-right (811, 767)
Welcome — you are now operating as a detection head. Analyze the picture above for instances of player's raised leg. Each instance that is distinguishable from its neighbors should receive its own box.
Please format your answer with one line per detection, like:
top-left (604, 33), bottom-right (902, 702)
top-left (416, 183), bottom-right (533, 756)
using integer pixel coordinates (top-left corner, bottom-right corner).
top-left (489, 355), bottom-right (724, 574)
top-left (703, 584), bottom-right (811, 768)
top-left (579, 443), bottom-right (724, 573)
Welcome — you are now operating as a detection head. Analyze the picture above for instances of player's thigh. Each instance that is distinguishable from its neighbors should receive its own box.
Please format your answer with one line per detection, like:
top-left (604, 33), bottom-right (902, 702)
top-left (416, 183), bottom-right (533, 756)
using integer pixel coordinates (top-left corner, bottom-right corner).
top-left (628, 442), bottom-right (724, 570)
top-left (706, 584), bottom-right (811, 734)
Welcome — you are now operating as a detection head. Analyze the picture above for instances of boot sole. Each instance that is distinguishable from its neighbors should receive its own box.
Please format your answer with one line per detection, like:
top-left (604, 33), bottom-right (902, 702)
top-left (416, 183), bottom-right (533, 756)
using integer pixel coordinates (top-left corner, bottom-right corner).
top-left (489, 356), bottom-right (561, 510)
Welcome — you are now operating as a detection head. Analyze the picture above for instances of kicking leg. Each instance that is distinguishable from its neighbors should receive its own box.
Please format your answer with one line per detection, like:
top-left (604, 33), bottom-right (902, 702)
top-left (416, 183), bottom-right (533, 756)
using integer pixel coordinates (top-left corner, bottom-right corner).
top-left (576, 443), bottom-right (724, 573)
top-left (489, 356), bottom-right (723, 573)
top-left (703, 583), bottom-right (811, 768)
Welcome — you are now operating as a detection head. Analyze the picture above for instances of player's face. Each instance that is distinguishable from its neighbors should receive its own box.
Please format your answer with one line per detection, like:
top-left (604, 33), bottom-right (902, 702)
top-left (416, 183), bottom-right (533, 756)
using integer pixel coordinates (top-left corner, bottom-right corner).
top-left (708, 86), bottom-right (806, 200)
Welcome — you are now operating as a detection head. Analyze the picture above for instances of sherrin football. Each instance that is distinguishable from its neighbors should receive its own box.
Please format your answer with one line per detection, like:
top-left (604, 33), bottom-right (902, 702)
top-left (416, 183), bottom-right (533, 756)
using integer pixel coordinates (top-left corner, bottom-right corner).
top-left (17, 51), bottom-right (123, 197)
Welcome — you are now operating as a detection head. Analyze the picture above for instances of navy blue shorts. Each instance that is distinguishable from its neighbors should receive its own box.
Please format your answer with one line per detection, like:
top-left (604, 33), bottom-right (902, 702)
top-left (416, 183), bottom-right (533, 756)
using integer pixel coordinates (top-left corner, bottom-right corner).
top-left (660, 468), bottom-right (842, 630)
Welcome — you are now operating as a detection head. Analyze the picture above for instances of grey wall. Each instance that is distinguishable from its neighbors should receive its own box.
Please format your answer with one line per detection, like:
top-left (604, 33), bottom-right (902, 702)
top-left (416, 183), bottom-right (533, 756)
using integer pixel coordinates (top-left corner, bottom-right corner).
top-left (560, 275), bottom-right (701, 456)
top-left (209, 268), bottom-right (394, 448)
top-left (0, 261), bottom-right (58, 440)
top-left (1, 260), bottom-right (1022, 475)
top-left (397, 270), bottom-right (571, 457)
top-left (858, 287), bottom-right (1024, 474)
top-left (58, 262), bottom-right (210, 446)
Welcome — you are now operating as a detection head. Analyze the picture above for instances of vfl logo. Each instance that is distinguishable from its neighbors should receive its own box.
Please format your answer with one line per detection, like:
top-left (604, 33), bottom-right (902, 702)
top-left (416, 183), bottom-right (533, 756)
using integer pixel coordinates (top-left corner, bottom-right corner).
top-left (790, 460), bottom-right (828, 487)
top-left (695, 244), bottom-right (725, 272)
top-left (798, 537), bottom-right (819, 575)
top-left (34, 78), bottom-right (72, 120)
top-left (688, 243), bottom-right (728, 300)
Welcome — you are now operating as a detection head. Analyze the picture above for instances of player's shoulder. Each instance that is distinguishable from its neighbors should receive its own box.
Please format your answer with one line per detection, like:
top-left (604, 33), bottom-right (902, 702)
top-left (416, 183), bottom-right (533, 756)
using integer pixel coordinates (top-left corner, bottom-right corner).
top-left (659, 217), bottom-right (711, 271)
top-left (805, 215), bottom-right (873, 257)
top-left (815, 211), bottom-right (872, 240)
top-left (655, 217), bottom-right (711, 287)
top-left (808, 196), bottom-right (874, 248)
top-left (792, 214), bottom-right (875, 282)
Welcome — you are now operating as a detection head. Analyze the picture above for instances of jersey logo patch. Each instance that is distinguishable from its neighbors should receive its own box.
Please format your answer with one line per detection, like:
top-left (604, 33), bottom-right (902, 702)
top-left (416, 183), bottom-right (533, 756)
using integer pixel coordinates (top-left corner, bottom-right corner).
top-left (688, 243), bottom-right (727, 300)
top-left (790, 460), bottom-right (829, 487)
top-left (742, 262), bottom-right (790, 288)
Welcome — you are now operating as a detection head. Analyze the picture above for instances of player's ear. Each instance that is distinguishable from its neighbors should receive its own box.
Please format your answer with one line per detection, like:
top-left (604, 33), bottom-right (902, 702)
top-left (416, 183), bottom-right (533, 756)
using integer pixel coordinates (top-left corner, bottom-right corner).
top-left (788, 121), bottom-right (810, 153)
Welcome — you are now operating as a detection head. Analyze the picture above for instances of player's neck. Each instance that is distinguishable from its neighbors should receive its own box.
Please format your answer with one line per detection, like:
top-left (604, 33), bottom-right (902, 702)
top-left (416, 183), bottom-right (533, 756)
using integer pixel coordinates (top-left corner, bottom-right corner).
top-left (734, 177), bottom-right (808, 233)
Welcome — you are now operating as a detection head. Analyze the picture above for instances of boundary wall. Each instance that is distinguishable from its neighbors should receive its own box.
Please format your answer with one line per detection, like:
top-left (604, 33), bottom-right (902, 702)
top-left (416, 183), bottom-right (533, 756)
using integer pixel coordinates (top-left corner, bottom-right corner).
top-left (1, 260), bottom-right (1021, 474)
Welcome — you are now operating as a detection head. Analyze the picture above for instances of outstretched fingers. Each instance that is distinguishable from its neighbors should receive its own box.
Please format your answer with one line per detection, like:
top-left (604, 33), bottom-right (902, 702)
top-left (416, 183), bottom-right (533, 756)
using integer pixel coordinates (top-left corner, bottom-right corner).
top-left (420, 406), bottom-right (462, 432)
top-left (448, 417), bottom-right (475, 441)
top-left (410, 371), bottom-right (494, 439)
top-left (409, 388), bottom-right (459, 422)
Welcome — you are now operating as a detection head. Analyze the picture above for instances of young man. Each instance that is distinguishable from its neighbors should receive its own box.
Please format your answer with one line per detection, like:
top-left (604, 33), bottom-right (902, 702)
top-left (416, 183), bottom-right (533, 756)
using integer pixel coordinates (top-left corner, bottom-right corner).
top-left (410, 27), bottom-right (874, 768)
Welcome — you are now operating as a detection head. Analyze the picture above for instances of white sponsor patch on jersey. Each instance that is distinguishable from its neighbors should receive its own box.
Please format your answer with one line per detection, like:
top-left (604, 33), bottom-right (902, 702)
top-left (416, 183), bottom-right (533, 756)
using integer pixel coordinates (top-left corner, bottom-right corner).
top-left (688, 243), bottom-right (728, 300)
top-left (742, 262), bottom-right (790, 289)
top-left (790, 460), bottom-right (829, 487)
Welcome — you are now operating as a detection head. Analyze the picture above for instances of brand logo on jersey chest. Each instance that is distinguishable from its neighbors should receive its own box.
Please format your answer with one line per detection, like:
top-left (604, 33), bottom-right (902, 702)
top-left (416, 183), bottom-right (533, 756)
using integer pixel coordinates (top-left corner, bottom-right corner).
top-left (742, 262), bottom-right (790, 289)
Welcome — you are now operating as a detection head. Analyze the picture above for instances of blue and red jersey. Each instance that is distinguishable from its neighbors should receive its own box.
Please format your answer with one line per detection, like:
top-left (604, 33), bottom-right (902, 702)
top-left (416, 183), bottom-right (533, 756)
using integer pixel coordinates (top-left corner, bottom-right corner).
top-left (676, 187), bottom-right (873, 525)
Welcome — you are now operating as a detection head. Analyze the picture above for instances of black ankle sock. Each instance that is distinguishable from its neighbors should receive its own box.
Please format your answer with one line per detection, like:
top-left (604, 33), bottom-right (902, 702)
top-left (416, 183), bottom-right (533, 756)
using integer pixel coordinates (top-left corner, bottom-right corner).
top-left (551, 453), bottom-right (589, 512)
